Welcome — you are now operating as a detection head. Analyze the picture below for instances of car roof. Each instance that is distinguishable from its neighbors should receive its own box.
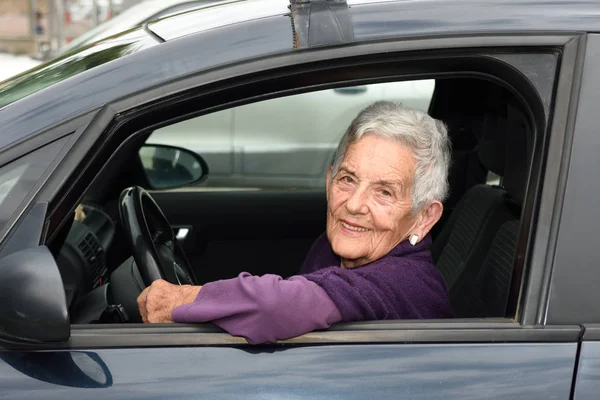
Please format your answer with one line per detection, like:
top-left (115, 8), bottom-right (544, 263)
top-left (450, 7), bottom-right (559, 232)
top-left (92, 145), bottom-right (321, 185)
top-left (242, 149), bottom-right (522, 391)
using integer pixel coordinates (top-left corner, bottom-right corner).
top-left (1, 0), bottom-right (600, 151)
top-left (147, 0), bottom-right (289, 41)
top-left (146, 0), bottom-right (600, 42)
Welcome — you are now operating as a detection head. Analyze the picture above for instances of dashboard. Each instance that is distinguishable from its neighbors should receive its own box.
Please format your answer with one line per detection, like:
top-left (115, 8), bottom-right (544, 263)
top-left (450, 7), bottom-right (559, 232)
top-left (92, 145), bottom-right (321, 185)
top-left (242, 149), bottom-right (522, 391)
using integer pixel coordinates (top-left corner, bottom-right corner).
top-left (56, 204), bottom-right (116, 315)
top-left (55, 201), bottom-right (190, 324)
top-left (56, 203), bottom-right (151, 324)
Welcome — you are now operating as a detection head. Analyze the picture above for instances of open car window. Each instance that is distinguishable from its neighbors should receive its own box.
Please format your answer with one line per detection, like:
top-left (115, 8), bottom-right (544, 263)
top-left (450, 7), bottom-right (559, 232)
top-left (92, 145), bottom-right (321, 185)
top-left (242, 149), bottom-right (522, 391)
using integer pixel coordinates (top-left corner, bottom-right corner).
top-left (132, 74), bottom-right (532, 323)
top-left (145, 80), bottom-right (436, 191)
top-left (47, 57), bottom-right (543, 334)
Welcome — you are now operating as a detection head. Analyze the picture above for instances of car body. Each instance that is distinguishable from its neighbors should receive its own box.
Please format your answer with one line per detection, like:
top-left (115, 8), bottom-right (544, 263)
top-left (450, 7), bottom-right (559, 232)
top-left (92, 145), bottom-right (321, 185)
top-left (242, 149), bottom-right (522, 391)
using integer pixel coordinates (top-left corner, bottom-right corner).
top-left (1, 0), bottom-right (600, 399)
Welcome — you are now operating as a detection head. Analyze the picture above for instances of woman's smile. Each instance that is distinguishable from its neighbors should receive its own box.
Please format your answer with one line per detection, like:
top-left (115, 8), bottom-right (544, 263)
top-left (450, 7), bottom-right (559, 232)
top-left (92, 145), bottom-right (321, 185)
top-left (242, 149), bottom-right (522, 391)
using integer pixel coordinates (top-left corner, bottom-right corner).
top-left (340, 220), bottom-right (370, 234)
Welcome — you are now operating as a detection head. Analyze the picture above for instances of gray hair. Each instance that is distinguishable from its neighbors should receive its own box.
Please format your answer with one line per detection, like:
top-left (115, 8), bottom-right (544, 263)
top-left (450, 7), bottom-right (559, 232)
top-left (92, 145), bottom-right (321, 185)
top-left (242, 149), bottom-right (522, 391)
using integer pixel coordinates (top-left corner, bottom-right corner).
top-left (331, 101), bottom-right (451, 214)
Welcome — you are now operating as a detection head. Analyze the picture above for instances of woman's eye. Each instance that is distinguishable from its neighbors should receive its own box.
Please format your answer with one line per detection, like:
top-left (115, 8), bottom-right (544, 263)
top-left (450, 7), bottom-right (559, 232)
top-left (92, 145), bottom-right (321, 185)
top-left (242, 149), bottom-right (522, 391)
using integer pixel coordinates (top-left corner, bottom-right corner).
top-left (342, 176), bottom-right (353, 183)
top-left (380, 189), bottom-right (392, 197)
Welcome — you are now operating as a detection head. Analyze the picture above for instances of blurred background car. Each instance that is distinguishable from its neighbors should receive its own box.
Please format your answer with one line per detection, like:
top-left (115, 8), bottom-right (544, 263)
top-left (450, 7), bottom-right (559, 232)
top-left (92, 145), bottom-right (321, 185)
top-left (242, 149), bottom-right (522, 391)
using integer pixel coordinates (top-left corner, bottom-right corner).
top-left (145, 80), bottom-right (435, 189)
top-left (0, 0), bottom-right (219, 69)
top-left (52, 0), bottom-right (219, 60)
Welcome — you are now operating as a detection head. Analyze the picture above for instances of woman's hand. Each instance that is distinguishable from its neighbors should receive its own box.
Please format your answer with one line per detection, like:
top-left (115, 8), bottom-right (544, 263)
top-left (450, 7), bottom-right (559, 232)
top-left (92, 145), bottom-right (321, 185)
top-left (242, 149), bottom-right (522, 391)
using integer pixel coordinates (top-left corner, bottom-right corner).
top-left (137, 279), bottom-right (201, 323)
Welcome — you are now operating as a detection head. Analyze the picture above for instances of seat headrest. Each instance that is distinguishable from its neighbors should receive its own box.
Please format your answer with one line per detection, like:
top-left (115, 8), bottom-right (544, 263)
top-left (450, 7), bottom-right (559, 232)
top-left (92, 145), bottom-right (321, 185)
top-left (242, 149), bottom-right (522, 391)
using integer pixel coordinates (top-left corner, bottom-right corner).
top-left (477, 113), bottom-right (507, 176)
top-left (477, 104), bottom-right (532, 206)
top-left (502, 104), bottom-right (532, 206)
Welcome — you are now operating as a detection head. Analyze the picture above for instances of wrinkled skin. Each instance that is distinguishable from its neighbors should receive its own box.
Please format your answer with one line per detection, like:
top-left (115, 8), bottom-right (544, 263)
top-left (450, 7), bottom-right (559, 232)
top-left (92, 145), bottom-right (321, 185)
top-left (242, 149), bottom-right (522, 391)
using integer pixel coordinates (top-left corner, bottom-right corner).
top-left (326, 135), bottom-right (443, 268)
top-left (137, 279), bottom-right (201, 323)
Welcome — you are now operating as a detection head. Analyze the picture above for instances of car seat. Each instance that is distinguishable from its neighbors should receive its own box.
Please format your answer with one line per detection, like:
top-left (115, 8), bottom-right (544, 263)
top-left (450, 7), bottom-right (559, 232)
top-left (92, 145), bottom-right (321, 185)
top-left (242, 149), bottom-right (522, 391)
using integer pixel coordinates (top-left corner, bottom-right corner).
top-left (432, 103), bottom-right (531, 318)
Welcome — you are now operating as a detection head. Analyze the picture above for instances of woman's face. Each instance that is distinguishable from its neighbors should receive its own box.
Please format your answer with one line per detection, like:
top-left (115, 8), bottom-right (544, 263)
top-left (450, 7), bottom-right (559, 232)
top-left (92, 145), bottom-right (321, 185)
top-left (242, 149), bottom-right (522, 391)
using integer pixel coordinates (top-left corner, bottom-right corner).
top-left (326, 135), bottom-right (418, 268)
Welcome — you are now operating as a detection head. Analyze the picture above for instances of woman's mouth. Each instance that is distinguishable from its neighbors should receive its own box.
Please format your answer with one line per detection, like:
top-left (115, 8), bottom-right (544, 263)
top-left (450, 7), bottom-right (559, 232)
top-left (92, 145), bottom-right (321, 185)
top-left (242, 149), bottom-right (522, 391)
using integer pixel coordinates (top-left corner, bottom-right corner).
top-left (340, 220), bottom-right (369, 233)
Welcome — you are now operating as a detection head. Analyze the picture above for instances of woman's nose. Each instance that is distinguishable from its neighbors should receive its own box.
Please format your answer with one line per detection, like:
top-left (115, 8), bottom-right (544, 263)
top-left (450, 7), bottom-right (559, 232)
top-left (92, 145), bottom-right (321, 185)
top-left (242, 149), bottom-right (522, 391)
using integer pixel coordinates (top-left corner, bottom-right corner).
top-left (345, 186), bottom-right (369, 215)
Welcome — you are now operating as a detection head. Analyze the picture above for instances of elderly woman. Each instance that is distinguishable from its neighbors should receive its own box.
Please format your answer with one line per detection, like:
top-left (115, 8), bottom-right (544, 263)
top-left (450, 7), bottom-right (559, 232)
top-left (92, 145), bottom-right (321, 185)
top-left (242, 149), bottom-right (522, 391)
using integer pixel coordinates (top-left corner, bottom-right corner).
top-left (137, 101), bottom-right (453, 343)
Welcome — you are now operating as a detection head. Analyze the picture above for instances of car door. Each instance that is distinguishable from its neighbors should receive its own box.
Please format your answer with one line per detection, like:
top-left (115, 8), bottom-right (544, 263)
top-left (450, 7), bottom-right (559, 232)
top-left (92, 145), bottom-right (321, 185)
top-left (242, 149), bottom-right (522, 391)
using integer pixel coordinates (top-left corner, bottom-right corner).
top-left (574, 326), bottom-right (600, 400)
top-left (0, 329), bottom-right (581, 399)
top-left (550, 34), bottom-right (600, 400)
top-left (0, 7), bottom-right (588, 400)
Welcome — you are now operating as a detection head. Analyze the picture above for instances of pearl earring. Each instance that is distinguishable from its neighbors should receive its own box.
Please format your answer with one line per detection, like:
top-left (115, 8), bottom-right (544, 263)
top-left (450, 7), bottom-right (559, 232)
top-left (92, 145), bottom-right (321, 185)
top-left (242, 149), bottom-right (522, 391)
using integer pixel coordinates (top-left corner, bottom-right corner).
top-left (409, 234), bottom-right (419, 246)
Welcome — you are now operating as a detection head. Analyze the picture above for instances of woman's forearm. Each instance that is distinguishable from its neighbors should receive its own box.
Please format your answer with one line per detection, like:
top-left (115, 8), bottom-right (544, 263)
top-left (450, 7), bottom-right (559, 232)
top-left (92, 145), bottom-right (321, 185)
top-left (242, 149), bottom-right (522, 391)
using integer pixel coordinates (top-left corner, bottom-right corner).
top-left (172, 272), bottom-right (342, 344)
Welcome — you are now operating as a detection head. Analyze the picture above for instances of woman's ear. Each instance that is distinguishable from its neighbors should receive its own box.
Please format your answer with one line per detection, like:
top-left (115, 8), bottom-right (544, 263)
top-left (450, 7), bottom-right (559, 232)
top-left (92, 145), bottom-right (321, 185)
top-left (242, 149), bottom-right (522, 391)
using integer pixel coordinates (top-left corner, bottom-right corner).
top-left (414, 201), bottom-right (444, 240)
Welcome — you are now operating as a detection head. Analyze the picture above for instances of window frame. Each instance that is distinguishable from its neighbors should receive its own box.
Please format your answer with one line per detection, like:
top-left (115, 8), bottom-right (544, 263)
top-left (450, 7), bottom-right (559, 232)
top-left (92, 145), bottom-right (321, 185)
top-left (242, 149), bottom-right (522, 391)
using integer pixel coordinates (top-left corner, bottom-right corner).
top-left (544, 33), bottom-right (600, 325)
top-left (0, 111), bottom-right (100, 255)
top-left (22, 33), bottom-right (582, 348)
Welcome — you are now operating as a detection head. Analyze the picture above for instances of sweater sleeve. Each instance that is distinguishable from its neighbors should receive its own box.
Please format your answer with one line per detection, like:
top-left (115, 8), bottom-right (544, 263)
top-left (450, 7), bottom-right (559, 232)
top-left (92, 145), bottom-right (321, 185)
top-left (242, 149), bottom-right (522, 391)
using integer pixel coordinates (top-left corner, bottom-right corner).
top-left (172, 272), bottom-right (342, 344)
top-left (302, 262), bottom-right (453, 321)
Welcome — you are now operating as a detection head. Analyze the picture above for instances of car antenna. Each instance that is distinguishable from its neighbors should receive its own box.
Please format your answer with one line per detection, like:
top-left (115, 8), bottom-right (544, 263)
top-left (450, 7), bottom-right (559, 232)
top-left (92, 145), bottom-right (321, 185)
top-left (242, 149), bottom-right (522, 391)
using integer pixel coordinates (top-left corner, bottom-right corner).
top-left (289, 0), bottom-right (354, 49)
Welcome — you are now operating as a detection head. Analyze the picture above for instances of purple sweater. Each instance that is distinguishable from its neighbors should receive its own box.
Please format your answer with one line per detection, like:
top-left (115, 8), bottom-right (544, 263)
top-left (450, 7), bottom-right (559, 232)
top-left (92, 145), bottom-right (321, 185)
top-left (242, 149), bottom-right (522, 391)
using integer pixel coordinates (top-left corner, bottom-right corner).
top-left (299, 233), bottom-right (453, 321)
top-left (172, 234), bottom-right (452, 344)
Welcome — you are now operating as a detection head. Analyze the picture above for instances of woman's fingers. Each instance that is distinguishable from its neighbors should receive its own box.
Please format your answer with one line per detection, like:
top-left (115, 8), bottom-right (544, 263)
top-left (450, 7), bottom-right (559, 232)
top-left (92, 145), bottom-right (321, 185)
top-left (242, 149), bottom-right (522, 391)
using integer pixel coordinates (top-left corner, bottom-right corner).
top-left (136, 279), bottom-right (201, 323)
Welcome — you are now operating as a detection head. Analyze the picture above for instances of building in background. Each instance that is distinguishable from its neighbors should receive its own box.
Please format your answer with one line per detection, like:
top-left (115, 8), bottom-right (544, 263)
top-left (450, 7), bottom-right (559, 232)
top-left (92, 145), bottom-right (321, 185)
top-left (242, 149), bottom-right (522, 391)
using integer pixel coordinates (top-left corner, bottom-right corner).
top-left (0, 0), bottom-right (49, 54)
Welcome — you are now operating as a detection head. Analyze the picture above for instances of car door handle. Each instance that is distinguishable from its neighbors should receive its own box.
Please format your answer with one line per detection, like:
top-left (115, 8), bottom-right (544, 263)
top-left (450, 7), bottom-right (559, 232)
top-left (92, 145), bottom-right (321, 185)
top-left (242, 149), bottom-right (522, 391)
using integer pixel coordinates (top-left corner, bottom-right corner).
top-left (334, 86), bottom-right (367, 95)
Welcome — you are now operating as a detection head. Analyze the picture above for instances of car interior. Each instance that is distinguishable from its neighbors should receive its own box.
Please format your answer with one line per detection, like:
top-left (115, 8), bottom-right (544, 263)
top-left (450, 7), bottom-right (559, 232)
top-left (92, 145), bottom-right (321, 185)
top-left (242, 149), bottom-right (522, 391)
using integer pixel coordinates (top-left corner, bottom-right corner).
top-left (45, 74), bottom-right (535, 327)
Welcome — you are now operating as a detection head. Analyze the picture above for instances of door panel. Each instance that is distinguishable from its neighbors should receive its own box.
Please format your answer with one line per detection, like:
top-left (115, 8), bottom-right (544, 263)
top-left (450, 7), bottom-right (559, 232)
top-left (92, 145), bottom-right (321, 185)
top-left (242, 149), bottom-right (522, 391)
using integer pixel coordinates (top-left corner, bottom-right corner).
top-left (572, 324), bottom-right (600, 400)
top-left (151, 189), bottom-right (327, 283)
top-left (0, 341), bottom-right (577, 399)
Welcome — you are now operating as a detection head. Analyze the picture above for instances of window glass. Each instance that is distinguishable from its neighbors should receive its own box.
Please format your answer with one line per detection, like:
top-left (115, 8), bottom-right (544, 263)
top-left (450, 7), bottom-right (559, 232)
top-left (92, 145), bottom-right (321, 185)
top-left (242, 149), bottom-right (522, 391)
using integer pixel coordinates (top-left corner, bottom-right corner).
top-left (145, 79), bottom-right (435, 190)
top-left (0, 137), bottom-right (68, 235)
top-left (154, 2), bottom-right (208, 19)
top-left (0, 29), bottom-right (156, 109)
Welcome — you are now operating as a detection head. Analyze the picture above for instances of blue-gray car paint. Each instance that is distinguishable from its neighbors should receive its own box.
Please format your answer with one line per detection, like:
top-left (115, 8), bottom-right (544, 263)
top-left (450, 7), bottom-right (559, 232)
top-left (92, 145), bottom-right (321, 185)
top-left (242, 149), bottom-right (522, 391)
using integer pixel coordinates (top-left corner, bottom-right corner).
top-left (574, 341), bottom-right (600, 400)
top-left (0, 343), bottom-right (577, 399)
top-left (573, 325), bottom-right (600, 400)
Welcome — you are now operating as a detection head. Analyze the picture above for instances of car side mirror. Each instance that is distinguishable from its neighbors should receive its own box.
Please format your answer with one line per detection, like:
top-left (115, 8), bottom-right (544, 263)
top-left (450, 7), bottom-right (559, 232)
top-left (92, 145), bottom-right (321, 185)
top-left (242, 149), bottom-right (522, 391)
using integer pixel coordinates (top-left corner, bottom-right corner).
top-left (0, 246), bottom-right (70, 345)
top-left (139, 144), bottom-right (209, 190)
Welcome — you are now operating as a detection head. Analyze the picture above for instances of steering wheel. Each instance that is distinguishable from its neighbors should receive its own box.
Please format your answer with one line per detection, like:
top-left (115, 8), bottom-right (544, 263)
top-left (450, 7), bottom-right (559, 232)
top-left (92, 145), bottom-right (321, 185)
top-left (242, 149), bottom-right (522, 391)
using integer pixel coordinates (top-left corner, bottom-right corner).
top-left (119, 186), bottom-right (197, 287)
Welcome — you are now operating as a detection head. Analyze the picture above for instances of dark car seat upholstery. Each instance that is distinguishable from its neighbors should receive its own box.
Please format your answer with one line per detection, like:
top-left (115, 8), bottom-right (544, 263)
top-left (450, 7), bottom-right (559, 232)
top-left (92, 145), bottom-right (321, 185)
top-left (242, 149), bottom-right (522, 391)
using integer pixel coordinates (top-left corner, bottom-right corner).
top-left (432, 103), bottom-right (531, 318)
top-left (429, 79), bottom-right (510, 213)
top-left (466, 104), bottom-right (533, 318)
top-left (469, 219), bottom-right (520, 317)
